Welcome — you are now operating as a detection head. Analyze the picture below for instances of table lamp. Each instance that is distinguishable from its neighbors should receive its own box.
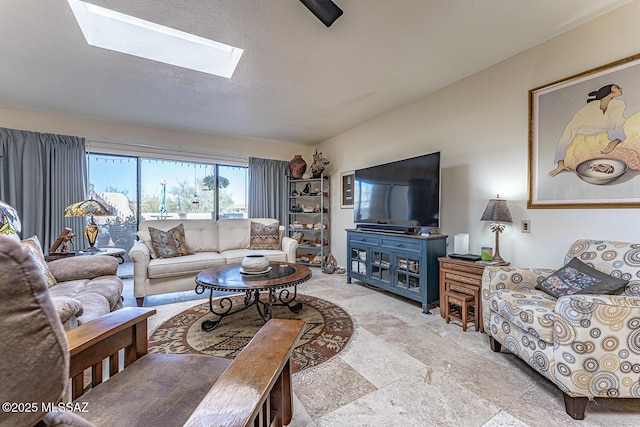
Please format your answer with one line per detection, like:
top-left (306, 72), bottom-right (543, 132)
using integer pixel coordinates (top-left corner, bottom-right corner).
top-left (0, 200), bottom-right (21, 241)
top-left (64, 198), bottom-right (114, 252)
top-left (480, 194), bottom-right (512, 265)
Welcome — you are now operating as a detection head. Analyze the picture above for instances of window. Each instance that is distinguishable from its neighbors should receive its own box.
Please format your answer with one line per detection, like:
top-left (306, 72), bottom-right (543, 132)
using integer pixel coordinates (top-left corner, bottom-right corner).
top-left (88, 153), bottom-right (248, 253)
top-left (68, 0), bottom-right (244, 78)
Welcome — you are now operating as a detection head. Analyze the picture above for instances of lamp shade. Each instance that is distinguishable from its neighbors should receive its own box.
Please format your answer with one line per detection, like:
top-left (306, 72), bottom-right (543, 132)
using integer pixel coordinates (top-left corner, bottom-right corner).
top-left (0, 200), bottom-right (21, 236)
top-left (64, 198), bottom-right (114, 252)
top-left (480, 195), bottom-right (512, 223)
top-left (64, 199), bottom-right (114, 217)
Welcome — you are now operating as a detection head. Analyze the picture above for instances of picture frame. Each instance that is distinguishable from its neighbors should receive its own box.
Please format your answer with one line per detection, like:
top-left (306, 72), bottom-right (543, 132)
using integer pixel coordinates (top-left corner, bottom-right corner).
top-left (340, 171), bottom-right (355, 209)
top-left (529, 53), bottom-right (640, 208)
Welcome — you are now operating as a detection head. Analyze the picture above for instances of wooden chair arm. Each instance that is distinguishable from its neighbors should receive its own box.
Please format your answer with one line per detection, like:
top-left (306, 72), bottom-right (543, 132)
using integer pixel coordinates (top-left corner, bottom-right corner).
top-left (184, 318), bottom-right (305, 427)
top-left (66, 307), bottom-right (156, 399)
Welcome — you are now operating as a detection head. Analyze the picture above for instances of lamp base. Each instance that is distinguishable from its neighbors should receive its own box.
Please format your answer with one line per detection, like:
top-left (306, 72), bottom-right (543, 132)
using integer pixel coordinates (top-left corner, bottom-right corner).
top-left (490, 254), bottom-right (509, 266)
top-left (84, 222), bottom-right (100, 253)
top-left (492, 228), bottom-right (508, 266)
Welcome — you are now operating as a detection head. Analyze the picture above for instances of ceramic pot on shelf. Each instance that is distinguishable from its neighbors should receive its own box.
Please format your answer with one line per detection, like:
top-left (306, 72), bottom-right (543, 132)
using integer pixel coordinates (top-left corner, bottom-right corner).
top-left (289, 155), bottom-right (307, 179)
top-left (241, 254), bottom-right (270, 272)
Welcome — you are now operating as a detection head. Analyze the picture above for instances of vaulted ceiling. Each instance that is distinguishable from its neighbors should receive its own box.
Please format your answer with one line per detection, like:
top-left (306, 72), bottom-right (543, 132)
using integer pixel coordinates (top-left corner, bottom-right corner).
top-left (0, 0), bottom-right (632, 145)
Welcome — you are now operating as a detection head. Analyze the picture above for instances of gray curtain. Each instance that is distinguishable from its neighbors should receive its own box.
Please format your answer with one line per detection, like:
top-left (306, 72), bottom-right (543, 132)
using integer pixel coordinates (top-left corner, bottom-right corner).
top-left (0, 127), bottom-right (87, 248)
top-left (248, 157), bottom-right (289, 227)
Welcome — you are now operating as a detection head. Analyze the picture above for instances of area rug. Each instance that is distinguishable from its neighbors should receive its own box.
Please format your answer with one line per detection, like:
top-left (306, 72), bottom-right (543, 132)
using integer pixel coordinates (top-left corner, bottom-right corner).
top-left (148, 293), bottom-right (354, 374)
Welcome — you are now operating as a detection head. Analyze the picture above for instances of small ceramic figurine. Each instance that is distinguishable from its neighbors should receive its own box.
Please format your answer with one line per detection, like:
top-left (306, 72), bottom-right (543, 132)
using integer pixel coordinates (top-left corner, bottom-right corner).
top-left (322, 253), bottom-right (337, 274)
top-left (292, 232), bottom-right (304, 244)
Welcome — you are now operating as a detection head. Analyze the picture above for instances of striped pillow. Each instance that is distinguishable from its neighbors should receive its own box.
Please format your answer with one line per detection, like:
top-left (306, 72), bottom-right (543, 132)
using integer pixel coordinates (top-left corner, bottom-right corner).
top-left (248, 222), bottom-right (280, 250)
top-left (21, 235), bottom-right (57, 287)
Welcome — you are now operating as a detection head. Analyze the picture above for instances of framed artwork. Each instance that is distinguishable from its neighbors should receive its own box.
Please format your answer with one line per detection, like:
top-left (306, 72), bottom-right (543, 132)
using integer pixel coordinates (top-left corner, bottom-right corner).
top-left (529, 53), bottom-right (640, 208)
top-left (340, 171), bottom-right (354, 209)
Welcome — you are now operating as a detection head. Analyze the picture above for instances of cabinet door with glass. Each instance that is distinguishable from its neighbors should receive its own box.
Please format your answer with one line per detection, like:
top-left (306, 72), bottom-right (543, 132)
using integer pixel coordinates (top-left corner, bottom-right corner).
top-left (347, 231), bottom-right (378, 281)
top-left (395, 254), bottom-right (422, 294)
top-left (369, 249), bottom-right (393, 287)
top-left (348, 244), bottom-right (369, 280)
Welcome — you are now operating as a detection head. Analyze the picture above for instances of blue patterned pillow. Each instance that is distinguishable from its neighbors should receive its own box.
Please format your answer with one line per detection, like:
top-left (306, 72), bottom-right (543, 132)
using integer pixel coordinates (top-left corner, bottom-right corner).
top-left (536, 257), bottom-right (628, 298)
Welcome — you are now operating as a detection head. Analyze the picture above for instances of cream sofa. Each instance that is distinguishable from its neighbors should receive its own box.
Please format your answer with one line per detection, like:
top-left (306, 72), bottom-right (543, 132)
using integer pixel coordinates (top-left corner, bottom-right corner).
top-left (482, 239), bottom-right (640, 420)
top-left (129, 218), bottom-right (298, 306)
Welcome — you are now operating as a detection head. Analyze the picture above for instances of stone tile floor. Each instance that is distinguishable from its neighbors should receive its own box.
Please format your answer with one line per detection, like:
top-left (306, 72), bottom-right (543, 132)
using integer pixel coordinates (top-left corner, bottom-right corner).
top-left (121, 269), bottom-right (640, 426)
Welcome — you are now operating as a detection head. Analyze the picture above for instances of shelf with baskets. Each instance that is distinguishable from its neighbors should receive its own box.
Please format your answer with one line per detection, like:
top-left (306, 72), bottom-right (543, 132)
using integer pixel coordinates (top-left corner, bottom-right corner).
top-left (288, 174), bottom-right (330, 266)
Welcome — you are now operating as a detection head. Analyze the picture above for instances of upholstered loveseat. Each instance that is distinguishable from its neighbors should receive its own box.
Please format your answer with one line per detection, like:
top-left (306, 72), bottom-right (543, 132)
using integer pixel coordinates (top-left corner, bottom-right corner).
top-left (129, 218), bottom-right (298, 306)
top-left (482, 239), bottom-right (640, 419)
top-left (0, 202), bottom-right (123, 330)
top-left (19, 235), bottom-right (123, 330)
top-left (46, 255), bottom-right (124, 329)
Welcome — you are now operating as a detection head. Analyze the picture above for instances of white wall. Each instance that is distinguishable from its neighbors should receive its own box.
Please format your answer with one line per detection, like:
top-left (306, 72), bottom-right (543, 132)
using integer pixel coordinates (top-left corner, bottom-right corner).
top-left (5, 2), bottom-right (640, 270)
top-left (0, 107), bottom-right (309, 163)
top-left (319, 1), bottom-right (640, 269)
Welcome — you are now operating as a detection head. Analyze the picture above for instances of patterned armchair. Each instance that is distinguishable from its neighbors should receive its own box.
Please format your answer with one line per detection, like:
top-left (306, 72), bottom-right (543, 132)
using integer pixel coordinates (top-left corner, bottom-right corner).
top-left (482, 239), bottom-right (640, 420)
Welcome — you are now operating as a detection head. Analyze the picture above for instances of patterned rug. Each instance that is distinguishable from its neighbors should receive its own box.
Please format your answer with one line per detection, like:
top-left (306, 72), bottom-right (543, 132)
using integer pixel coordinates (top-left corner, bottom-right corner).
top-left (148, 293), bottom-right (354, 374)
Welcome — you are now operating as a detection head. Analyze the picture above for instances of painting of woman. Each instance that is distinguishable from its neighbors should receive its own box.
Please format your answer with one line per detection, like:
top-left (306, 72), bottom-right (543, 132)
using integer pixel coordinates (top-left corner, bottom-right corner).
top-left (549, 84), bottom-right (626, 177)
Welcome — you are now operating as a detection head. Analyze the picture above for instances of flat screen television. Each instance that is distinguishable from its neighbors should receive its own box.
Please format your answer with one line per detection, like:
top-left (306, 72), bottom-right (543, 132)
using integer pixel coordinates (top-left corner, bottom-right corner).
top-left (353, 152), bottom-right (440, 231)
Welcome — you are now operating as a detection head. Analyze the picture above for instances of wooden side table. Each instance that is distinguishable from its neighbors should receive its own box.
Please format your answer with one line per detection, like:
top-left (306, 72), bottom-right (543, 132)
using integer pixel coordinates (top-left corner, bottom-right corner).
top-left (443, 290), bottom-right (477, 331)
top-left (46, 248), bottom-right (126, 264)
top-left (438, 257), bottom-right (487, 332)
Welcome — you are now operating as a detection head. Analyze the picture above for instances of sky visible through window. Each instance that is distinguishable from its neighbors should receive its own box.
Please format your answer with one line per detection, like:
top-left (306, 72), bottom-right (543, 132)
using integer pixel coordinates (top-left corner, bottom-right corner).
top-left (88, 154), bottom-right (247, 217)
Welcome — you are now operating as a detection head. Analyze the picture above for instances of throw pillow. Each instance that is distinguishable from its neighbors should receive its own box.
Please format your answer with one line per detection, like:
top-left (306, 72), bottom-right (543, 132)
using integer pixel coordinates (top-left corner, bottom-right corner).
top-left (148, 223), bottom-right (192, 258)
top-left (21, 235), bottom-right (57, 287)
top-left (536, 257), bottom-right (628, 298)
top-left (248, 221), bottom-right (281, 250)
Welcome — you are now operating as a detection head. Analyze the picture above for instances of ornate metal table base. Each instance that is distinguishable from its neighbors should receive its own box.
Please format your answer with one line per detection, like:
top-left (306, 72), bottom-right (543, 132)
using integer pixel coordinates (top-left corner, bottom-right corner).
top-left (195, 262), bottom-right (312, 332)
top-left (197, 285), bottom-right (303, 332)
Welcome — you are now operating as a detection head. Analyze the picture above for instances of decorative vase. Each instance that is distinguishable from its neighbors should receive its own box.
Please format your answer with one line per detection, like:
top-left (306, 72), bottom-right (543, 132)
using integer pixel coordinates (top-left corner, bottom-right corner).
top-left (241, 254), bottom-right (270, 272)
top-left (289, 155), bottom-right (307, 179)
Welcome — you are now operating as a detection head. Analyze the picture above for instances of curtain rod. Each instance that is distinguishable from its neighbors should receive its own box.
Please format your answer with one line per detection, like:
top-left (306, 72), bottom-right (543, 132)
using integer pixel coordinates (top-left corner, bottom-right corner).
top-left (86, 138), bottom-right (248, 161)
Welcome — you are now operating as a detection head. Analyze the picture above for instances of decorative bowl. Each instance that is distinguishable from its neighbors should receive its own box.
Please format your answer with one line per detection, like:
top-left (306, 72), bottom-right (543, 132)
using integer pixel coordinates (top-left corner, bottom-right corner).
top-left (241, 254), bottom-right (270, 272)
top-left (575, 158), bottom-right (628, 185)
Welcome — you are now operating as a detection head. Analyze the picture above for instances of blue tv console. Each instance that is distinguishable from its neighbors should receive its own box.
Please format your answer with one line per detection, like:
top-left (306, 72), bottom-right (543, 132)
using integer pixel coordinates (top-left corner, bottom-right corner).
top-left (346, 229), bottom-right (447, 314)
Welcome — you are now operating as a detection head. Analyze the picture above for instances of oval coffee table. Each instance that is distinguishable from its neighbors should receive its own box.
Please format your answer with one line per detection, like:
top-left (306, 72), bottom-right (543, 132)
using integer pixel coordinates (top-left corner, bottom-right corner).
top-left (195, 262), bottom-right (312, 331)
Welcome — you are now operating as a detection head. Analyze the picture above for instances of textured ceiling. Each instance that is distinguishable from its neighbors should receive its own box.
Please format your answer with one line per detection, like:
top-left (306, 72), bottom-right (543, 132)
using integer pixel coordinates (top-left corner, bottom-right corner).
top-left (0, 0), bottom-right (632, 145)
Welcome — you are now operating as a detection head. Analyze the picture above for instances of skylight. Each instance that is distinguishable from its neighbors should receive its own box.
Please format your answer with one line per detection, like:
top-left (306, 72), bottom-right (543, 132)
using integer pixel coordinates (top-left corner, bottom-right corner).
top-left (67, 0), bottom-right (243, 78)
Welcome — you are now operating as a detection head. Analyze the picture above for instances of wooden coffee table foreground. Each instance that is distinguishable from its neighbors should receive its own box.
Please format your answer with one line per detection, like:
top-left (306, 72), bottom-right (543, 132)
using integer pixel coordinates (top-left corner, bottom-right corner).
top-left (195, 262), bottom-right (312, 331)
